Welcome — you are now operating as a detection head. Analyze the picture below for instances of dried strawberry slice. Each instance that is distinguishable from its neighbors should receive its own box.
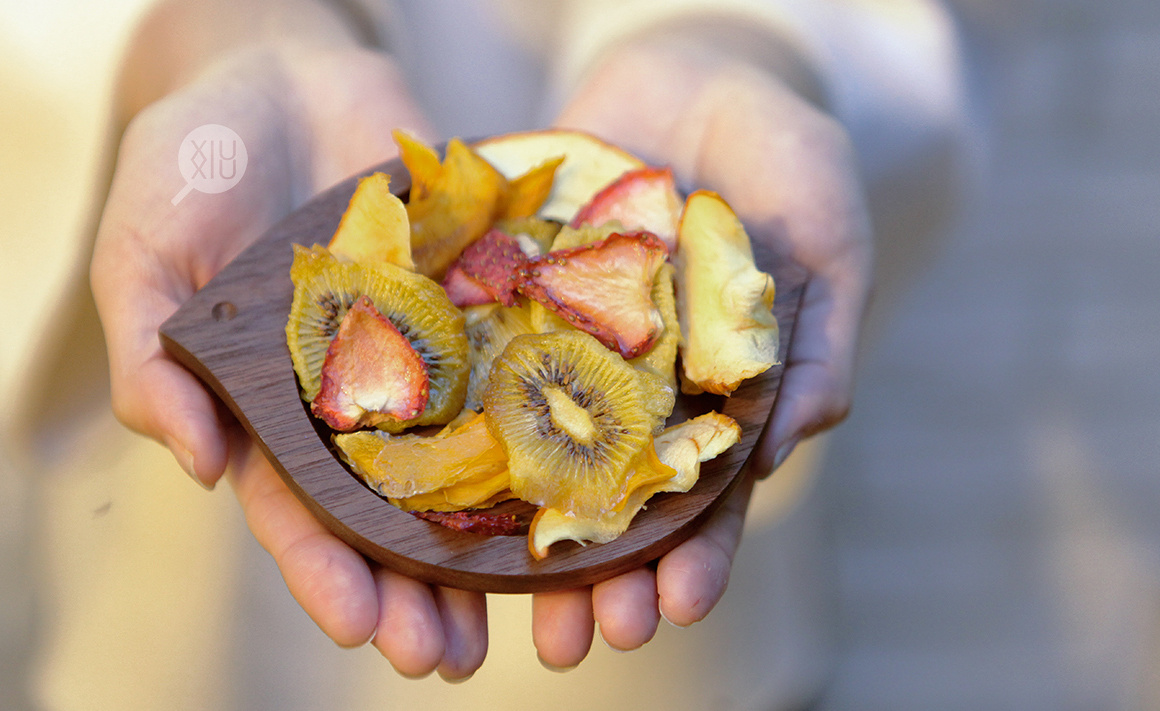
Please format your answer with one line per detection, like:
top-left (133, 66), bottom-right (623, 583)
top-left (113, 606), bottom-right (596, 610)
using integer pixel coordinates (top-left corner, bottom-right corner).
top-left (311, 295), bottom-right (430, 431)
top-left (517, 232), bottom-right (667, 358)
top-left (412, 509), bottom-right (530, 536)
top-left (571, 166), bottom-right (682, 252)
top-left (441, 264), bottom-right (495, 308)
top-left (442, 228), bottom-right (528, 307)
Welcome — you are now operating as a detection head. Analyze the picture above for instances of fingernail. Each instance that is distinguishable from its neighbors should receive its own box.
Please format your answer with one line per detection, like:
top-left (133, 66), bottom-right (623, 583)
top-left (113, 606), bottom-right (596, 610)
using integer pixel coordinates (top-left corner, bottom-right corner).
top-left (772, 438), bottom-right (800, 471)
top-left (165, 436), bottom-right (212, 491)
top-left (659, 608), bottom-right (690, 629)
top-left (537, 653), bottom-right (577, 673)
top-left (600, 635), bottom-right (629, 653)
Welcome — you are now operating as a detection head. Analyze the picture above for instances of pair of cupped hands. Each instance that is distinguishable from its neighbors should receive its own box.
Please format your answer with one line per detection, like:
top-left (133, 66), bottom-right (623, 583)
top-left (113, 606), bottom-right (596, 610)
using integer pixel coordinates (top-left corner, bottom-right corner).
top-left (91, 37), bottom-right (871, 680)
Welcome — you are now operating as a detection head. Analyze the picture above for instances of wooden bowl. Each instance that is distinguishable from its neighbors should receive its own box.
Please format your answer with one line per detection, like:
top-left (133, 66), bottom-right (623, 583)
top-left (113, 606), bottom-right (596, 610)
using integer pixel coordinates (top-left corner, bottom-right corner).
top-left (159, 156), bottom-right (806, 593)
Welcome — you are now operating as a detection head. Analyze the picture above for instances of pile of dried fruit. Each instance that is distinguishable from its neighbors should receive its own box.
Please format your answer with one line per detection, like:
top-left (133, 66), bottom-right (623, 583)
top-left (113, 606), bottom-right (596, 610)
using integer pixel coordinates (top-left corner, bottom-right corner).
top-left (285, 129), bottom-right (780, 559)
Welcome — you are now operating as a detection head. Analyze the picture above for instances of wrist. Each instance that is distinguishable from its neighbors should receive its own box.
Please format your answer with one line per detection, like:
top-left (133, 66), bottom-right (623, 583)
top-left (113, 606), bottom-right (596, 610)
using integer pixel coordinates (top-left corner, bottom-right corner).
top-left (114, 0), bottom-right (378, 125)
top-left (613, 17), bottom-right (827, 111)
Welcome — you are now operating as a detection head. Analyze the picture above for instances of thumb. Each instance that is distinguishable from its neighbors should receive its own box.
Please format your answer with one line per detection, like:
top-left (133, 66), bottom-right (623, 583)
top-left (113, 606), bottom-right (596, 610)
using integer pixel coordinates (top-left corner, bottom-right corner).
top-left (92, 239), bottom-right (231, 489)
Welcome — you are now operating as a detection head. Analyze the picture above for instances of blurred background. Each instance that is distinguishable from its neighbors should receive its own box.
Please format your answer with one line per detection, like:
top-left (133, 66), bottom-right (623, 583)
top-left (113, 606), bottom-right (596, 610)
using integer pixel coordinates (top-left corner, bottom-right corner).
top-left (2, 0), bottom-right (1159, 709)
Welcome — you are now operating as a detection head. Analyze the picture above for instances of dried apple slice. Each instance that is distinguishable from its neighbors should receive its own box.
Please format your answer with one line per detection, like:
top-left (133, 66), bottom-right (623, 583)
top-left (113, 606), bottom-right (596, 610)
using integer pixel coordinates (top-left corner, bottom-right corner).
top-left (571, 166), bottom-right (682, 251)
top-left (675, 191), bottom-right (779, 395)
top-left (327, 172), bottom-right (414, 269)
top-left (473, 129), bottom-right (646, 222)
top-left (529, 411), bottom-right (741, 559)
top-left (311, 296), bottom-right (429, 431)
top-left (517, 231), bottom-right (667, 359)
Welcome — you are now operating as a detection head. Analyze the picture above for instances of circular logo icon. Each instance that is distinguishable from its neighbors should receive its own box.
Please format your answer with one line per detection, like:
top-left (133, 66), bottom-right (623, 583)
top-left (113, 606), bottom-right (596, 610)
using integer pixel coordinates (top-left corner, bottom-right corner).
top-left (171, 124), bottom-right (248, 205)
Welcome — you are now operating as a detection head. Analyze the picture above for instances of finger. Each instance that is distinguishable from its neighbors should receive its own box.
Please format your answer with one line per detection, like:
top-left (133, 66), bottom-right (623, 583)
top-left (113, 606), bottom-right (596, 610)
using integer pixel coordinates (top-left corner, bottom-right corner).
top-left (287, 47), bottom-right (439, 191)
top-left (371, 567), bottom-right (445, 678)
top-left (532, 588), bottom-right (595, 670)
top-left (657, 475), bottom-right (753, 627)
top-left (592, 567), bottom-right (659, 651)
top-left (759, 265), bottom-right (868, 474)
top-left (91, 234), bottom-right (233, 488)
top-left (230, 449), bottom-right (378, 648)
top-left (433, 587), bottom-right (489, 681)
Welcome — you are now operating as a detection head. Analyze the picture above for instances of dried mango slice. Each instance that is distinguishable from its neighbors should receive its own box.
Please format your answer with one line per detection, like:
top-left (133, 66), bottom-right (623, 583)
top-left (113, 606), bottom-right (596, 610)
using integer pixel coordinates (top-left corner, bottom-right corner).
top-left (394, 131), bottom-right (509, 279)
top-left (335, 412), bottom-right (506, 499)
top-left (502, 156), bottom-right (565, 220)
top-left (390, 469), bottom-right (513, 512)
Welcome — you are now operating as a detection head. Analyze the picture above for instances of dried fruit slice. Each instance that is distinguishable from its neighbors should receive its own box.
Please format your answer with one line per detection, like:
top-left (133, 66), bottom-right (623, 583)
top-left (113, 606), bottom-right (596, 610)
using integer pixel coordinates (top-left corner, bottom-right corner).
top-left (286, 244), bottom-right (469, 429)
top-left (517, 232), bottom-right (667, 359)
top-left (629, 262), bottom-right (680, 393)
top-left (571, 167), bottom-right (682, 251)
top-left (483, 331), bottom-right (654, 518)
top-left (440, 266), bottom-right (495, 308)
top-left (502, 156), bottom-right (564, 220)
top-left (472, 129), bottom-right (646, 222)
top-left (544, 221), bottom-right (624, 252)
top-left (494, 216), bottom-right (561, 257)
top-left (394, 131), bottom-right (509, 279)
top-left (393, 129), bottom-right (442, 200)
top-left (462, 302), bottom-right (536, 412)
top-left (412, 509), bottom-right (527, 536)
top-left (442, 228), bottom-right (528, 307)
top-left (334, 412), bottom-right (506, 499)
top-left (392, 470), bottom-right (513, 512)
top-left (529, 411), bottom-right (741, 558)
top-left (327, 172), bottom-right (414, 269)
top-left (311, 296), bottom-right (429, 431)
top-left (675, 191), bottom-right (779, 395)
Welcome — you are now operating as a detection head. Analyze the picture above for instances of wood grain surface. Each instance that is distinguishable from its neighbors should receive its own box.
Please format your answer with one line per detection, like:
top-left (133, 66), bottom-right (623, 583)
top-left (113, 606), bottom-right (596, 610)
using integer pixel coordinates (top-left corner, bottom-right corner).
top-left (159, 156), bottom-right (807, 593)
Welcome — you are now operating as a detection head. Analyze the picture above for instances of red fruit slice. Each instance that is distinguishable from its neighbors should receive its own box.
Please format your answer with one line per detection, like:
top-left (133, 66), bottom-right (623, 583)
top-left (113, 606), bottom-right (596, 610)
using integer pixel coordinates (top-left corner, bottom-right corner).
top-left (441, 265), bottom-right (495, 308)
top-left (571, 167), bottom-right (682, 251)
top-left (312, 296), bottom-right (430, 431)
top-left (443, 228), bottom-right (528, 307)
top-left (517, 232), bottom-right (667, 358)
top-left (412, 509), bottom-right (530, 536)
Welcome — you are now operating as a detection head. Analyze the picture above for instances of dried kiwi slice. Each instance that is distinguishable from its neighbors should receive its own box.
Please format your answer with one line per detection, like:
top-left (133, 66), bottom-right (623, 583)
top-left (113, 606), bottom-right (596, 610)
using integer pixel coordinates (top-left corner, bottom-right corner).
top-left (462, 302), bottom-right (536, 412)
top-left (286, 244), bottom-right (469, 431)
top-left (483, 330), bottom-right (652, 518)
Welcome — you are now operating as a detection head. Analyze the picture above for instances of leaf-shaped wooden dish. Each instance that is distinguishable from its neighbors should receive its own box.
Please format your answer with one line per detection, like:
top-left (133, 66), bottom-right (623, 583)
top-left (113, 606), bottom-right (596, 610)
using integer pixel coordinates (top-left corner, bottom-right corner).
top-left (159, 156), bottom-right (807, 594)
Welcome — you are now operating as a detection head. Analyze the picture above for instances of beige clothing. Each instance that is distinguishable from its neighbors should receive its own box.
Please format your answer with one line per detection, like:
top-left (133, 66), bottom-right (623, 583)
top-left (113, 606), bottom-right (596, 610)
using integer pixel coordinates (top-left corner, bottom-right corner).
top-left (2, 1), bottom-right (970, 709)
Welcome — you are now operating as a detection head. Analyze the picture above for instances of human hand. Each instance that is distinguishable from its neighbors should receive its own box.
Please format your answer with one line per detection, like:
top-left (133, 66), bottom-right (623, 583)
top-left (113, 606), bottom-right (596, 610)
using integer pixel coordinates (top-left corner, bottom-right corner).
top-left (91, 42), bottom-right (499, 678)
top-left (530, 37), bottom-right (874, 666)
